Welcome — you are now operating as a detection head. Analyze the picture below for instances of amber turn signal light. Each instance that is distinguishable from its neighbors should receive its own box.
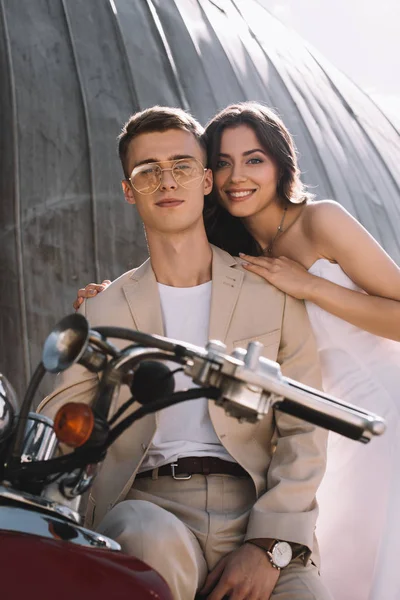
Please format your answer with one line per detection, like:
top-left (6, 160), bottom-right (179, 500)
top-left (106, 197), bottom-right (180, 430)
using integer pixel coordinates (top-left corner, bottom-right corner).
top-left (54, 402), bottom-right (94, 448)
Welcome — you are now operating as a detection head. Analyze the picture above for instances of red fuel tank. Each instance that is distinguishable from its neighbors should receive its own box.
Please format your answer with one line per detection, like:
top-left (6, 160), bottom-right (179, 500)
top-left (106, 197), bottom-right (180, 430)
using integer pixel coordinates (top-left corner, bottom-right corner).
top-left (0, 530), bottom-right (173, 600)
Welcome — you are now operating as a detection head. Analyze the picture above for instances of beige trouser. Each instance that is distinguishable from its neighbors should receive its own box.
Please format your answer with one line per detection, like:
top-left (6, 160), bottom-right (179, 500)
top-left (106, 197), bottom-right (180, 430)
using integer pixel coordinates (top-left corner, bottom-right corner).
top-left (97, 474), bottom-right (333, 600)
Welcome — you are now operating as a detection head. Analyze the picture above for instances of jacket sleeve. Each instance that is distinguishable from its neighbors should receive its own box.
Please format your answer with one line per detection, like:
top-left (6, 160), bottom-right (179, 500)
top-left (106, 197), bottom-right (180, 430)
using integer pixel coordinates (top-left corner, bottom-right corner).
top-left (244, 293), bottom-right (327, 557)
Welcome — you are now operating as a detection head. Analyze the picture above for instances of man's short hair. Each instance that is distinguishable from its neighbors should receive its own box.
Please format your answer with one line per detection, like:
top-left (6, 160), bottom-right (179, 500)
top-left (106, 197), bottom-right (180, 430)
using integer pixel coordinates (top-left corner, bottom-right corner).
top-left (118, 106), bottom-right (206, 178)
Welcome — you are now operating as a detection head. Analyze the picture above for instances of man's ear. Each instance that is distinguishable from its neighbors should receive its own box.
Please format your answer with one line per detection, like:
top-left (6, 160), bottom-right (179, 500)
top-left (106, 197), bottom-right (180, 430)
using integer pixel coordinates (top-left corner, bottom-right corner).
top-left (203, 168), bottom-right (213, 196)
top-left (122, 180), bottom-right (136, 205)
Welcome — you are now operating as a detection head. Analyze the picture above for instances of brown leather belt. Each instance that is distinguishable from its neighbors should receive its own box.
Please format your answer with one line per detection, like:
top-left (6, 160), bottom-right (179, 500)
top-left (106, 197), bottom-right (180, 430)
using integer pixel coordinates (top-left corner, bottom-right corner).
top-left (135, 456), bottom-right (249, 480)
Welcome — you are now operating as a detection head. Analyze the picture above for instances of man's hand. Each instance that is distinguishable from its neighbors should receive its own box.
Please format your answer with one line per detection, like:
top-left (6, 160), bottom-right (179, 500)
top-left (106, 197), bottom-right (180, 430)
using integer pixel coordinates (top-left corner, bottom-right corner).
top-left (73, 280), bottom-right (111, 311)
top-left (199, 543), bottom-right (280, 600)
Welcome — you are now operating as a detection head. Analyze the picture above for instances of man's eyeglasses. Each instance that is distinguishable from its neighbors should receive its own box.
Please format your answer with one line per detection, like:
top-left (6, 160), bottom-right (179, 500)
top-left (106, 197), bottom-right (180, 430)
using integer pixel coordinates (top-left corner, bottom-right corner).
top-left (129, 158), bottom-right (207, 195)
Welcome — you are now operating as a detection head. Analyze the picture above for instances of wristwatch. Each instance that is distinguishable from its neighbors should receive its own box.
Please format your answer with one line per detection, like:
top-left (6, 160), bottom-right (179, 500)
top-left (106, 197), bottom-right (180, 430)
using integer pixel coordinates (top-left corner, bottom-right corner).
top-left (267, 540), bottom-right (293, 570)
top-left (246, 539), bottom-right (293, 570)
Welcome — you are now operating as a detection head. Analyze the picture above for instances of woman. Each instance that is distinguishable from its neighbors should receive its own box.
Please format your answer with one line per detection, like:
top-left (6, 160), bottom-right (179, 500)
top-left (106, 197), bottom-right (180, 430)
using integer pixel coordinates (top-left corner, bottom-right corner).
top-left (202, 103), bottom-right (400, 600)
top-left (74, 102), bottom-right (400, 600)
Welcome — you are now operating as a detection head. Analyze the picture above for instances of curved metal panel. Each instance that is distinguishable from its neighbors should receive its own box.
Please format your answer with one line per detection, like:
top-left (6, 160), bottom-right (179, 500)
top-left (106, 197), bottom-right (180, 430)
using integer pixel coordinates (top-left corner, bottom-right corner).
top-left (113, 0), bottom-right (184, 108)
top-left (0, 0), bottom-right (29, 389)
top-left (57, 0), bottom-right (147, 278)
top-left (0, 0), bottom-right (399, 398)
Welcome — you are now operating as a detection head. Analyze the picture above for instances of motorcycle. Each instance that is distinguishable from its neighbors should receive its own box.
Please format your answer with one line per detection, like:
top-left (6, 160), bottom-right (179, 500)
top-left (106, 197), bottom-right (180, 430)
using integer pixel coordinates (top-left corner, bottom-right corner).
top-left (0, 314), bottom-right (386, 599)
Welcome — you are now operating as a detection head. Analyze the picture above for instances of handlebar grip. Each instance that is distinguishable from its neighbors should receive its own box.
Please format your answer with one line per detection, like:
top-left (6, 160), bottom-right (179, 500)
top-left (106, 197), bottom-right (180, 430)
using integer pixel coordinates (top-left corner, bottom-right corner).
top-left (273, 378), bottom-right (386, 443)
top-left (274, 398), bottom-right (370, 442)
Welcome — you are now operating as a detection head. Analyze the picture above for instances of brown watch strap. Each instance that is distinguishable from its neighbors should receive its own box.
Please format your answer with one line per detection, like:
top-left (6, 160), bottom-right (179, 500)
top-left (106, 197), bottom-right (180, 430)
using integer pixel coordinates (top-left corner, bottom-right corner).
top-left (245, 538), bottom-right (276, 553)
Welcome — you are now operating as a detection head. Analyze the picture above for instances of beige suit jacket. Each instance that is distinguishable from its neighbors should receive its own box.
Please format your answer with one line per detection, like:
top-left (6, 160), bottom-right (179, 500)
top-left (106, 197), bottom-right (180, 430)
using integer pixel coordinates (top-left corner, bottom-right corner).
top-left (38, 245), bottom-right (326, 560)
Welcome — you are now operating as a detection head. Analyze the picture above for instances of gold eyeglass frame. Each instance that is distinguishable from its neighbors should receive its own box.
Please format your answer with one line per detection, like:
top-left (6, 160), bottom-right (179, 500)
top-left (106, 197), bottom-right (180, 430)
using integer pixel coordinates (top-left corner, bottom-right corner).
top-left (128, 157), bottom-right (207, 195)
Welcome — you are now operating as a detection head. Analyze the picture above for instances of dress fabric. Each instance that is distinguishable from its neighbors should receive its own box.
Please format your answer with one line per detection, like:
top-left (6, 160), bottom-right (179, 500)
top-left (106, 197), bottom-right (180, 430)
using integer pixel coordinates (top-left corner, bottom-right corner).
top-left (305, 259), bottom-right (400, 600)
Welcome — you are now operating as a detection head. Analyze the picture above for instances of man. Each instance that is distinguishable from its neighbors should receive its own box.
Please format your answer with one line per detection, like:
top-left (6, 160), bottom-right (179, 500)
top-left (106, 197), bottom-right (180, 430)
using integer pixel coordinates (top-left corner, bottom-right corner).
top-left (39, 106), bottom-right (331, 600)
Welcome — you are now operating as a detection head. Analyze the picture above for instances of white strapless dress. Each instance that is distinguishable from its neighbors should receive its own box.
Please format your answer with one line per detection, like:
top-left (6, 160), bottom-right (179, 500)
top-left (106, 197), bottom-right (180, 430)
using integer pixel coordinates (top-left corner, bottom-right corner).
top-left (306, 259), bottom-right (400, 600)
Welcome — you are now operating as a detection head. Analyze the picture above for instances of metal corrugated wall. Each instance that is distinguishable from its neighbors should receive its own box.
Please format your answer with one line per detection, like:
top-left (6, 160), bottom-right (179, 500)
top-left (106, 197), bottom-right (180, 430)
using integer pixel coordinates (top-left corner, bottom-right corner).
top-left (1, 0), bottom-right (399, 397)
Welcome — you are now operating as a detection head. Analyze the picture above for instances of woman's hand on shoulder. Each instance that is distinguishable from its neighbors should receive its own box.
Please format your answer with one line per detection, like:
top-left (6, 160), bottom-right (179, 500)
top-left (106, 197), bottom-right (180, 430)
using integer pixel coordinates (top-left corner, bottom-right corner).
top-left (73, 280), bottom-right (111, 311)
top-left (239, 253), bottom-right (317, 300)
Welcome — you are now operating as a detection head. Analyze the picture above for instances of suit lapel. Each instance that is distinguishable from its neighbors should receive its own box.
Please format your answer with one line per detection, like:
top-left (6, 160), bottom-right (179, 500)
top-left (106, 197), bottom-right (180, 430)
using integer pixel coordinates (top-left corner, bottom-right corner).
top-left (123, 247), bottom-right (243, 342)
top-left (208, 246), bottom-right (245, 439)
top-left (208, 246), bottom-right (244, 342)
top-left (122, 258), bottom-right (164, 336)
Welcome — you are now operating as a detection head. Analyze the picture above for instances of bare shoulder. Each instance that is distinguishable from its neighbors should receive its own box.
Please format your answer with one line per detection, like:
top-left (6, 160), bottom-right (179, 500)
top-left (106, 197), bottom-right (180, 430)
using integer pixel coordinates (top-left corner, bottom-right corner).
top-left (303, 199), bottom-right (350, 232)
top-left (302, 200), bottom-right (359, 254)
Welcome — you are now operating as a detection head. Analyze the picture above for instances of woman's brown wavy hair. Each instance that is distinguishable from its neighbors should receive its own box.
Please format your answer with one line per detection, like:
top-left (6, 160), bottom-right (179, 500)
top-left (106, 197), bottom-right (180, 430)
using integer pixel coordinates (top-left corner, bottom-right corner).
top-left (203, 102), bottom-right (312, 256)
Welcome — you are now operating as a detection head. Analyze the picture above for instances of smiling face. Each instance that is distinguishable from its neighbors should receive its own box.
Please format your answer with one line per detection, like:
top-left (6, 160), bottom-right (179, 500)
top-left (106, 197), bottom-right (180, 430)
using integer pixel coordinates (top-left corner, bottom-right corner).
top-left (213, 124), bottom-right (280, 219)
top-left (122, 128), bottom-right (213, 235)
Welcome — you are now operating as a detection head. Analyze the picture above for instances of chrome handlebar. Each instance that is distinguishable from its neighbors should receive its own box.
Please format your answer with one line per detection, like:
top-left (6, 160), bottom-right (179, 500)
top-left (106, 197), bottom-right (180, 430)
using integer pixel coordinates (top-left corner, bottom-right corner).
top-left (97, 335), bottom-right (385, 443)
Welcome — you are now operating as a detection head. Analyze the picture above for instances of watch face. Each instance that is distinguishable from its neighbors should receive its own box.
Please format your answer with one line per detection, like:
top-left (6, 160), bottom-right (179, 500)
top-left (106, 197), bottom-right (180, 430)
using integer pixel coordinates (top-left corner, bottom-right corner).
top-left (271, 541), bottom-right (292, 568)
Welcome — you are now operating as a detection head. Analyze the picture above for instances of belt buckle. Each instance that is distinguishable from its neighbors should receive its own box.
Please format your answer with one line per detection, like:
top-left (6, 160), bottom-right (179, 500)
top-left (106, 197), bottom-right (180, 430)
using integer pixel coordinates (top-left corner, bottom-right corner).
top-left (171, 463), bottom-right (192, 480)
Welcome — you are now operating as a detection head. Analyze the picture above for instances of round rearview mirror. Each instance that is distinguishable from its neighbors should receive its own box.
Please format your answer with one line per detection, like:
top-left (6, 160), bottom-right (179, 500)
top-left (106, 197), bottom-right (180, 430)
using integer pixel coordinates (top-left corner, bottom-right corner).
top-left (0, 374), bottom-right (19, 444)
top-left (42, 313), bottom-right (90, 373)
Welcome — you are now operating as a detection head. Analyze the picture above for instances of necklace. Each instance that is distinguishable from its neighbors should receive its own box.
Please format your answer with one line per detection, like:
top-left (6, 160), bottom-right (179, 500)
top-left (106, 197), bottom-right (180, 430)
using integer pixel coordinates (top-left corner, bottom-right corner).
top-left (264, 206), bottom-right (288, 255)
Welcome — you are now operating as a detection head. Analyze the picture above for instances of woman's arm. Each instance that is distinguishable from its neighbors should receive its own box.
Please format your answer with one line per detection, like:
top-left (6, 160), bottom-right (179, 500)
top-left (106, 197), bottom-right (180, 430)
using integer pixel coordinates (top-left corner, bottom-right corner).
top-left (307, 201), bottom-right (400, 340)
top-left (241, 201), bottom-right (400, 341)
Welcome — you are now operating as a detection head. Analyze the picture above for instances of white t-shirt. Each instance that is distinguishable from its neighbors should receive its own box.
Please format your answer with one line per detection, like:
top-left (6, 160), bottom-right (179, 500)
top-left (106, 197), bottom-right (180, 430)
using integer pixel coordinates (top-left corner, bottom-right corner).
top-left (139, 280), bottom-right (235, 472)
